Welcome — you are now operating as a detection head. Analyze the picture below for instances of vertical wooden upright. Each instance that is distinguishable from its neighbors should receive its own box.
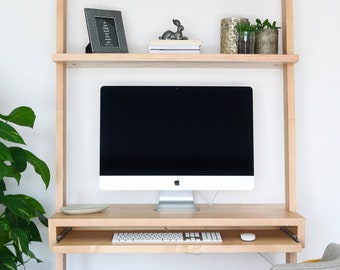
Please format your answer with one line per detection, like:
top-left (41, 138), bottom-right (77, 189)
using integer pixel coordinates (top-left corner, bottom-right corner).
top-left (56, 0), bottom-right (67, 211)
top-left (56, 0), bottom-right (67, 269)
top-left (282, 0), bottom-right (296, 212)
top-left (282, 0), bottom-right (298, 263)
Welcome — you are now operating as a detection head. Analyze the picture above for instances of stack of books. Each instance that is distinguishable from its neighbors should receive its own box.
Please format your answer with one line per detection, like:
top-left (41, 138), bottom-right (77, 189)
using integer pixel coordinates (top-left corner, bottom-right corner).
top-left (149, 39), bottom-right (201, 54)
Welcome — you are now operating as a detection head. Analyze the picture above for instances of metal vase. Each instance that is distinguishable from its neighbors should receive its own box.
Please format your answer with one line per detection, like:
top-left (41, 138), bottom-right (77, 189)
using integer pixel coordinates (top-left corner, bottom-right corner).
top-left (220, 17), bottom-right (249, 54)
top-left (255, 29), bottom-right (279, 54)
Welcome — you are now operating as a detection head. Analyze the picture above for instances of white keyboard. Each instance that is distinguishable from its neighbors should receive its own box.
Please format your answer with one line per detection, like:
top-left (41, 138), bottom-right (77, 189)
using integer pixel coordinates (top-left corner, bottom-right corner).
top-left (112, 232), bottom-right (222, 244)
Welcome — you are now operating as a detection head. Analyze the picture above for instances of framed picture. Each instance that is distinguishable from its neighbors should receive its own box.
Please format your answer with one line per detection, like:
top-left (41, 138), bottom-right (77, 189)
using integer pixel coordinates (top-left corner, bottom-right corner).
top-left (84, 8), bottom-right (128, 53)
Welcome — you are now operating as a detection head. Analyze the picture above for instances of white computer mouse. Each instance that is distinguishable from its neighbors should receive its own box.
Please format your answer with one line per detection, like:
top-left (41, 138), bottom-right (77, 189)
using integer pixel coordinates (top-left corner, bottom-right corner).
top-left (240, 233), bottom-right (256, 242)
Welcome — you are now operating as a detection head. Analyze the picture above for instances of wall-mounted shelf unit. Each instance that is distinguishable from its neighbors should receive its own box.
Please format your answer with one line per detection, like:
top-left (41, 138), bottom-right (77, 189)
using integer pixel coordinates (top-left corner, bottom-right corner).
top-left (50, 1), bottom-right (304, 270)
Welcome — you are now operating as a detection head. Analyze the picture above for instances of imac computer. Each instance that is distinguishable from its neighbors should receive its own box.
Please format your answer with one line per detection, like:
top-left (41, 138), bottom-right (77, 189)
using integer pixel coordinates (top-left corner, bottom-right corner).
top-left (99, 86), bottom-right (254, 210)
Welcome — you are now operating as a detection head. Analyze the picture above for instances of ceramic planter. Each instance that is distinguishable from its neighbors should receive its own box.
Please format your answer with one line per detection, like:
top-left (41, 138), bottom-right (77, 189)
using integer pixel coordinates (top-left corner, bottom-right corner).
top-left (255, 29), bottom-right (278, 54)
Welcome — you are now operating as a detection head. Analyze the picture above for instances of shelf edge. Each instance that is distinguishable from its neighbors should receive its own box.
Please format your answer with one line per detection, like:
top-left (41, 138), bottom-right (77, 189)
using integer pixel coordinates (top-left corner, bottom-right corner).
top-left (52, 53), bottom-right (299, 68)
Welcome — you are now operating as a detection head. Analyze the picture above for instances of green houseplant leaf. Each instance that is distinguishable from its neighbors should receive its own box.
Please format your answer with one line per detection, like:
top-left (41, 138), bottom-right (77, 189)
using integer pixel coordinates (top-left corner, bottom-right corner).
top-left (0, 121), bottom-right (26, 145)
top-left (9, 147), bottom-right (27, 174)
top-left (0, 106), bottom-right (36, 128)
top-left (0, 162), bottom-right (10, 181)
top-left (0, 106), bottom-right (50, 269)
top-left (0, 142), bottom-right (13, 162)
top-left (255, 18), bottom-right (281, 31)
top-left (0, 246), bottom-right (17, 270)
top-left (25, 150), bottom-right (50, 189)
top-left (2, 195), bottom-right (36, 220)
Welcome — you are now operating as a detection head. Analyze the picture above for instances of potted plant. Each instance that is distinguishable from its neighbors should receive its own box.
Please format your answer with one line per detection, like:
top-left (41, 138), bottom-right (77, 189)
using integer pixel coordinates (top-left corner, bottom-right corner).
top-left (236, 21), bottom-right (257, 54)
top-left (255, 18), bottom-right (281, 54)
top-left (0, 106), bottom-right (50, 269)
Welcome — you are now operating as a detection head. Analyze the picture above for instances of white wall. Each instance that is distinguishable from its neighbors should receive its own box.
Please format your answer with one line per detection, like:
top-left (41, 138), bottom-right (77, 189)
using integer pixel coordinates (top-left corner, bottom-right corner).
top-left (1, 0), bottom-right (340, 269)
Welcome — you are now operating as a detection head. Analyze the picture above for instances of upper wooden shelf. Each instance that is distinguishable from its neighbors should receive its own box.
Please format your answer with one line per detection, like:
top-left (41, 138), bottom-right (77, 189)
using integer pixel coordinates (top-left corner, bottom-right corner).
top-left (52, 53), bottom-right (299, 68)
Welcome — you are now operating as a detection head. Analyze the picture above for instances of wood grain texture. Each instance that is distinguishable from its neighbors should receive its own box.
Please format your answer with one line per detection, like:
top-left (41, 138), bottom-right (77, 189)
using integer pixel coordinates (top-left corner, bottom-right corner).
top-left (51, 230), bottom-right (302, 254)
top-left (49, 204), bottom-right (305, 254)
top-left (52, 53), bottom-right (299, 68)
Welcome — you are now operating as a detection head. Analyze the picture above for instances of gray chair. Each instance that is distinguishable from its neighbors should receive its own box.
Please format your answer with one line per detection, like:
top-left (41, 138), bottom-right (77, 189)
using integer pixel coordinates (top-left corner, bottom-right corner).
top-left (270, 243), bottom-right (340, 269)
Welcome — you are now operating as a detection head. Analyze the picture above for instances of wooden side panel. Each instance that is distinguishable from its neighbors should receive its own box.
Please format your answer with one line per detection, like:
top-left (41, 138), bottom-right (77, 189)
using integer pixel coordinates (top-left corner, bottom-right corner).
top-left (56, 0), bottom-right (66, 54)
top-left (55, 0), bottom-right (67, 211)
top-left (56, 0), bottom-right (67, 269)
top-left (283, 64), bottom-right (296, 213)
top-left (56, 254), bottom-right (66, 270)
top-left (286, 252), bottom-right (298, 264)
top-left (282, 0), bottom-right (295, 55)
top-left (56, 62), bottom-right (66, 211)
top-left (282, 0), bottom-right (296, 212)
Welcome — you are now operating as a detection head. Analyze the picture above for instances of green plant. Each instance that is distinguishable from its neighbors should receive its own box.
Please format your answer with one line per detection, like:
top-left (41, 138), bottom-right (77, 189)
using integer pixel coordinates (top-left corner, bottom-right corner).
top-left (255, 18), bottom-right (281, 31)
top-left (0, 106), bottom-right (50, 269)
top-left (236, 21), bottom-right (257, 33)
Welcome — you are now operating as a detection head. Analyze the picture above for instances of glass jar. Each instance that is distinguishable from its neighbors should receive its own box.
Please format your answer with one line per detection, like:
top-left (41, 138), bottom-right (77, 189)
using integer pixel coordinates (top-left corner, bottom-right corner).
top-left (238, 31), bottom-right (255, 54)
